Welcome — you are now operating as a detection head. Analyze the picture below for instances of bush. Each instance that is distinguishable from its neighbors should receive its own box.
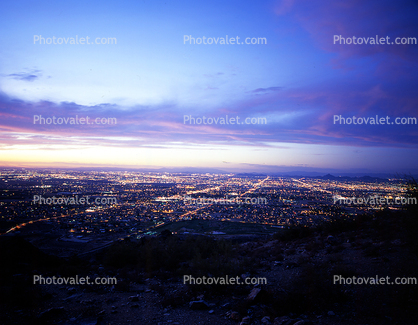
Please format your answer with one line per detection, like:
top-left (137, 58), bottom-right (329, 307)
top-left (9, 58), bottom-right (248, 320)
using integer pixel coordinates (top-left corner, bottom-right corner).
top-left (271, 263), bottom-right (347, 314)
top-left (103, 235), bottom-right (247, 280)
top-left (273, 226), bottom-right (314, 241)
top-left (104, 239), bottom-right (138, 268)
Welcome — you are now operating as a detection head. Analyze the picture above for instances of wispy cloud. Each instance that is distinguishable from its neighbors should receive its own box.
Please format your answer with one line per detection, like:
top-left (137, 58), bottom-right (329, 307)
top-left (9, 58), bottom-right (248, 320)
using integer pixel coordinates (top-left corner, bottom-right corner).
top-left (251, 87), bottom-right (283, 93)
top-left (0, 77), bottom-right (416, 152)
top-left (6, 69), bottom-right (42, 82)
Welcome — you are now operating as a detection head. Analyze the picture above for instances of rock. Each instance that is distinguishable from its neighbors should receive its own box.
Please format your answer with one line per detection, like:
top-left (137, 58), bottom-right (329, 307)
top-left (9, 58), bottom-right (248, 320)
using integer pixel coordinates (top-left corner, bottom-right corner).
top-left (260, 260), bottom-right (270, 267)
top-left (40, 292), bottom-right (53, 300)
top-left (247, 308), bottom-right (254, 317)
top-left (247, 288), bottom-right (261, 301)
top-left (261, 316), bottom-right (271, 324)
top-left (189, 300), bottom-right (209, 310)
top-left (327, 311), bottom-right (335, 316)
top-left (77, 317), bottom-right (101, 325)
top-left (208, 310), bottom-right (214, 314)
top-left (391, 239), bottom-right (402, 245)
top-left (293, 321), bottom-right (308, 325)
top-left (263, 240), bottom-right (277, 248)
top-left (230, 311), bottom-right (241, 321)
top-left (221, 302), bottom-right (231, 309)
top-left (248, 304), bottom-right (266, 318)
top-left (326, 235), bottom-right (337, 245)
top-left (240, 316), bottom-right (251, 325)
top-left (63, 293), bottom-right (83, 301)
top-left (129, 295), bottom-right (139, 302)
top-left (37, 307), bottom-right (65, 320)
top-left (285, 262), bottom-right (299, 269)
top-left (80, 299), bottom-right (95, 304)
top-left (273, 316), bottom-right (291, 325)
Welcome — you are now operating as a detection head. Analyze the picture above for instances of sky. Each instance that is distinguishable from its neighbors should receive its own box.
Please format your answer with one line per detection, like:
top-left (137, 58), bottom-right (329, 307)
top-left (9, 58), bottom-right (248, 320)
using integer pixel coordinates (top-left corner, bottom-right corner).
top-left (0, 0), bottom-right (417, 175)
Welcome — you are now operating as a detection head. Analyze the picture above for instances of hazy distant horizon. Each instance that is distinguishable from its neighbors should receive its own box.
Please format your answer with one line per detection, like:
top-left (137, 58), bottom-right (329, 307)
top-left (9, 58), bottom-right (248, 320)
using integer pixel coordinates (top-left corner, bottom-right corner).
top-left (1, 164), bottom-right (415, 179)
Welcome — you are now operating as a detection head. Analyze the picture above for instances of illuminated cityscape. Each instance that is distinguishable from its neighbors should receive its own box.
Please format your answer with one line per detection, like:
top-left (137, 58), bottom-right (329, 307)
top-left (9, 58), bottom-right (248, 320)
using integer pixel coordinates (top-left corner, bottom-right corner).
top-left (0, 168), bottom-right (409, 253)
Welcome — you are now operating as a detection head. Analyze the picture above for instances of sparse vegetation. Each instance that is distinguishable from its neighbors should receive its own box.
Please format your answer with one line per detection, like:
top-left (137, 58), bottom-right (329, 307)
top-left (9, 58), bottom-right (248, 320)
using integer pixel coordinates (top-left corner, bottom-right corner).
top-left (104, 235), bottom-right (250, 279)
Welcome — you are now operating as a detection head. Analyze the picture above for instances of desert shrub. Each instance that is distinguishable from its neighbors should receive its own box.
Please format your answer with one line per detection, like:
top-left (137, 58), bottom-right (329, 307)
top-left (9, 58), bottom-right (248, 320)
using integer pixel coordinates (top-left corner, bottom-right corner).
top-left (161, 287), bottom-right (192, 307)
top-left (325, 243), bottom-right (344, 254)
top-left (273, 226), bottom-right (313, 241)
top-left (326, 252), bottom-right (343, 263)
top-left (113, 278), bottom-right (130, 292)
top-left (296, 254), bottom-right (311, 265)
top-left (271, 263), bottom-right (347, 314)
top-left (104, 239), bottom-right (138, 268)
top-left (271, 244), bottom-right (284, 256)
top-left (363, 245), bottom-right (380, 257)
top-left (286, 247), bottom-right (296, 255)
top-left (149, 283), bottom-right (166, 295)
top-left (332, 264), bottom-right (358, 278)
top-left (103, 235), bottom-right (247, 279)
top-left (305, 239), bottom-right (323, 252)
top-left (319, 214), bottom-right (370, 234)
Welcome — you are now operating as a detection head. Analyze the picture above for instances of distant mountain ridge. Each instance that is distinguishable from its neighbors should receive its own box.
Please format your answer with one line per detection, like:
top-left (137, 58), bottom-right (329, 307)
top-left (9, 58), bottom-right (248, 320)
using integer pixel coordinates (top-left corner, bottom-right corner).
top-left (0, 166), bottom-right (412, 179)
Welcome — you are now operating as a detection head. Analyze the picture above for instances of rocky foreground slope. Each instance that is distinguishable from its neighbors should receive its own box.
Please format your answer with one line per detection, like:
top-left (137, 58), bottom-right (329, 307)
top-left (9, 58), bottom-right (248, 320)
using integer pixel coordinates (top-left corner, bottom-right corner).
top-left (1, 209), bottom-right (417, 325)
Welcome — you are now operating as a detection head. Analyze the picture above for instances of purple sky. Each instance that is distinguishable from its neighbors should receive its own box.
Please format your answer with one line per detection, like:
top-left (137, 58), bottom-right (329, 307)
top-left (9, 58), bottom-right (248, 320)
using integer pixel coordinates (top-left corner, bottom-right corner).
top-left (0, 0), bottom-right (417, 174)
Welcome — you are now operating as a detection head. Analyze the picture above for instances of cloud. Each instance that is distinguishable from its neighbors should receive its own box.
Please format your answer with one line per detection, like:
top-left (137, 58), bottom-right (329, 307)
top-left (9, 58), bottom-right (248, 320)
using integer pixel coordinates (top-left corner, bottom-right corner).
top-left (204, 72), bottom-right (225, 78)
top-left (7, 69), bottom-right (42, 82)
top-left (251, 87), bottom-right (283, 93)
top-left (0, 68), bottom-right (417, 153)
